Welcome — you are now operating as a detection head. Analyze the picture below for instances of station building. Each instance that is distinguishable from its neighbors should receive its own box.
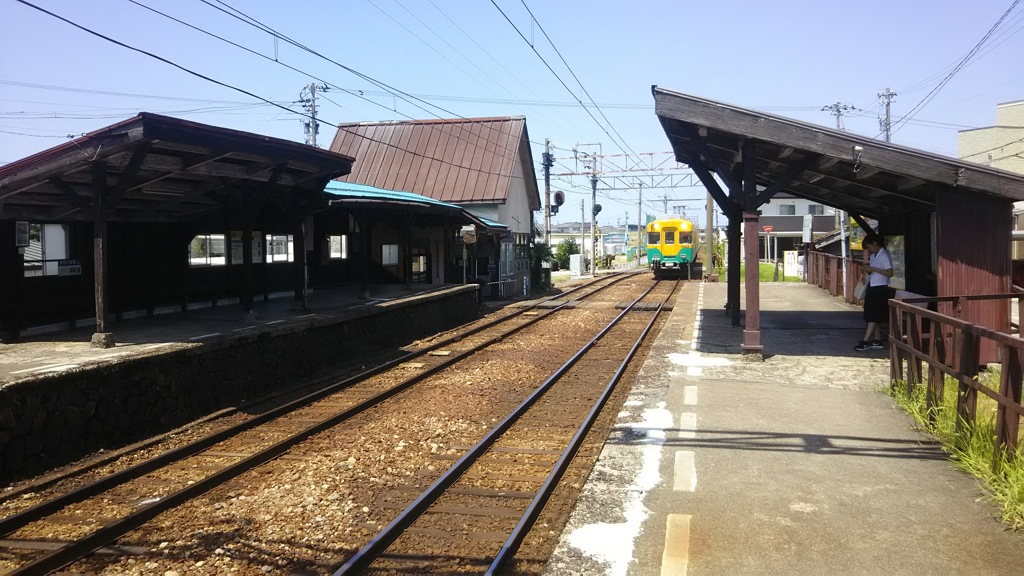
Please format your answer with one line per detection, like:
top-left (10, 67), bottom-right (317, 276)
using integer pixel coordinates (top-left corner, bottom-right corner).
top-left (0, 113), bottom-right (536, 343)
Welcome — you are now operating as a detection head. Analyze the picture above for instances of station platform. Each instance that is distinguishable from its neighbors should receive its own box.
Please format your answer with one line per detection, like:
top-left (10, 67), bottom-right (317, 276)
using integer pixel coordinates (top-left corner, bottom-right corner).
top-left (544, 281), bottom-right (1024, 576)
top-left (0, 283), bottom-right (473, 386)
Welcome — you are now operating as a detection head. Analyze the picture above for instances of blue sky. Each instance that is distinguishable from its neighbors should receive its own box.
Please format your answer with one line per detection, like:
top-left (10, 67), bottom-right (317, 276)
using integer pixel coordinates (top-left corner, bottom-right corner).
top-left (2, 0), bottom-right (1022, 229)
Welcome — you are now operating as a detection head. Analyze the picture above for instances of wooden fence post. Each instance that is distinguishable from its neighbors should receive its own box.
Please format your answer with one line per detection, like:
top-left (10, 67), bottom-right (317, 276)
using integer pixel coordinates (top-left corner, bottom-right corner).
top-left (994, 344), bottom-right (1023, 471)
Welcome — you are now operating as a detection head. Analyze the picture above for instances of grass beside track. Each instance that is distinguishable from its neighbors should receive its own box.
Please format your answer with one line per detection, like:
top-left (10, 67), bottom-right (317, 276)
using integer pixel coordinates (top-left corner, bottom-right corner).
top-left (888, 370), bottom-right (1024, 530)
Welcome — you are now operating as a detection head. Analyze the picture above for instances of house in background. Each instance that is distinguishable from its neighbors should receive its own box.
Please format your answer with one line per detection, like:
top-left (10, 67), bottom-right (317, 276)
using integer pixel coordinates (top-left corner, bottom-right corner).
top-left (959, 99), bottom-right (1024, 260)
top-left (328, 117), bottom-right (540, 298)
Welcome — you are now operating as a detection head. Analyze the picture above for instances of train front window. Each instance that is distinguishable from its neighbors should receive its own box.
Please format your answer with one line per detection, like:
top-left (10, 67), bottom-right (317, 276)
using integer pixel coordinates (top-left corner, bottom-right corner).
top-left (648, 232), bottom-right (660, 244)
top-left (678, 232), bottom-right (692, 244)
top-left (665, 230), bottom-right (676, 245)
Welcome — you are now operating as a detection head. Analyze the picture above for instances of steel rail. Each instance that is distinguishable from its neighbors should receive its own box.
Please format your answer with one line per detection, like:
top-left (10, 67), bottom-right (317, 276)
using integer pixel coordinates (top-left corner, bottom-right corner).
top-left (1, 274), bottom-right (634, 575)
top-left (487, 280), bottom-right (678, 574)
top-left (0, 273), bottom-right (630, 537)
top-left (333, 279), bottom-right (666, 575)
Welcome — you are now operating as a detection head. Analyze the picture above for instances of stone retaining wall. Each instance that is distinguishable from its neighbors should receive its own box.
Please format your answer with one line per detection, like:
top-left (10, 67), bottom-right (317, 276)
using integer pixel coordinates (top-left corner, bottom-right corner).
top-left (0, 287), bottom-right (479, 482)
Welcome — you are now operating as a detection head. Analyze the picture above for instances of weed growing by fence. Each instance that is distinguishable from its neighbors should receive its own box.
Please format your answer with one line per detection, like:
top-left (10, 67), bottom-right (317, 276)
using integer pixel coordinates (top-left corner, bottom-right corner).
top-left (888, 371), bottom-right (1024, 529)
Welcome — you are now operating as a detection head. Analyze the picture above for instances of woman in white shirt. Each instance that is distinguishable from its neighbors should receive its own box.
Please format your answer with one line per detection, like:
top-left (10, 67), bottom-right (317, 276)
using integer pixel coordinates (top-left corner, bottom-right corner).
top-left (856, 234), bottom-right (893, 351)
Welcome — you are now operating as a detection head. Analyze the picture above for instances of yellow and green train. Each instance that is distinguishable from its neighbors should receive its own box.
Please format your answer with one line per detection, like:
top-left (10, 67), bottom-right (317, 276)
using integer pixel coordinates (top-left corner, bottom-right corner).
top-left (647, 217), bottom-right (701, 279)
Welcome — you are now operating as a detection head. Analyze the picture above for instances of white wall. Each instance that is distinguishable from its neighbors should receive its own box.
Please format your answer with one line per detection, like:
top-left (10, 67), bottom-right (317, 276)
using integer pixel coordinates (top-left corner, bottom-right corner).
top-left (761, 197), bottom-right (835, 217)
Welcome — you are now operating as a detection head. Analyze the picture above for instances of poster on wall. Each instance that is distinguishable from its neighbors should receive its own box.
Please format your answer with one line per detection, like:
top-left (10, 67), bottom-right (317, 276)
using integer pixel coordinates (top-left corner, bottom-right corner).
top-left (886, 235), bottom-right (906, 290)
top-left (230, 231), bottom-right (263, 264)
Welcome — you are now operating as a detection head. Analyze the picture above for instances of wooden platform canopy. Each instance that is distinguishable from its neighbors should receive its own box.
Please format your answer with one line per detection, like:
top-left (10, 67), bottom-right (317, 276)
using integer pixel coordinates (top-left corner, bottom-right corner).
top-left (653, 85), bottom-right (1024, 356)
top-left (0, 112), bottom-right (355, 344)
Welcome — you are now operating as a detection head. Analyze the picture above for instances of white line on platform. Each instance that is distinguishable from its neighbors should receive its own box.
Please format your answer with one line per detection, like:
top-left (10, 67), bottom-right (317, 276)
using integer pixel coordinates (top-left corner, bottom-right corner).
top-left (678, 412), bottom-right (697, 439)
top-left (32, 364), bottom-right (79, 374)
top-left (683, 386), bottom-right (698, 406)
top-left (232, 326), bottom-right (256, 332)
top-left (11, 363), bottom-right (65, 374)
top-left (662, 514), bottom-right (691, 576)
top-left (673, 451), bottom-right (697, 492)
top-left (296, 314), bottom-right (316, 319)
top-left (264, 320), bottom-right (285, 325)
top-left (189, 333), bottom-right (221, 341)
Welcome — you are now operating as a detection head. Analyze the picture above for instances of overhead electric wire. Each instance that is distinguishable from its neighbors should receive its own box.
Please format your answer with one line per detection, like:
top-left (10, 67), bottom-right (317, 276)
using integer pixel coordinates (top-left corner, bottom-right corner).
top-left (192, 0), bottom-right (520, 158)
top-left (515, 0), bottom-right (640, 158)
top-left (890, 0), bottom-right (1022, 136)
top-left (488, 0), bottom-right (631, 157)
top-left (424, 0), bottom-right (589, 136)
top-left (12, 0), bottom-right (527, 180)
top-left (123, 0), bottom-right (522, 164)
top-left (366, 0), bottom-right (569, 135)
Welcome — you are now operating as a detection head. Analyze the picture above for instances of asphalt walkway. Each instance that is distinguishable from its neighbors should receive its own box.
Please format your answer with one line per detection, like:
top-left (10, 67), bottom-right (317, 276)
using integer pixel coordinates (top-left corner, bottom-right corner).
top-left (544, 281), bottom-right (1024, 576)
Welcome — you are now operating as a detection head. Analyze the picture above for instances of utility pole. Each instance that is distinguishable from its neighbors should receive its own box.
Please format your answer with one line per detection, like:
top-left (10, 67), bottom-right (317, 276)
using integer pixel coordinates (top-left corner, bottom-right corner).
top-left (662, 194), bottom-right (669, 215)
top-left (543, 139), bottom-right (553, 244)
top-left (590, 167), bottom-right (598, 275)
top-left (637, 182), bottom-right (643, 263)
top-left (300, 83), bottom-right (329, 147)
top-left (580, 199), bottom-right (586, 273)
top-left (822, 102), bottom-right (855, 131)
top-left (877, 88), bottom-right (897, 142)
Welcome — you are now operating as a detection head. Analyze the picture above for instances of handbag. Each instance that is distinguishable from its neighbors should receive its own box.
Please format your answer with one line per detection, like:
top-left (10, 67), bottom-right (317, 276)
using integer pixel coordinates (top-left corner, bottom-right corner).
top-left (853, 277), bottom-right (867, 300)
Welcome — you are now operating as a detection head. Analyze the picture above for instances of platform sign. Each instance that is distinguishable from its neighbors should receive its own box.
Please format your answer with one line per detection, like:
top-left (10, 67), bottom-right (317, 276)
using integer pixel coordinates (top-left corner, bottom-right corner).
top-left (230, 230), bottom-right (264, 264)
top-left (57, 259), bottom-right (81, 276)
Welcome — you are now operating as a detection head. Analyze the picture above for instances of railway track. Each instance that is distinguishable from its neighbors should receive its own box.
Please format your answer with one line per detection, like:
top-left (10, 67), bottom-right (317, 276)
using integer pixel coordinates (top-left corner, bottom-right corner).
top-left (336, 279), bottom-right (680, 574)
top-left (0, 272), bottom-right (664, 575)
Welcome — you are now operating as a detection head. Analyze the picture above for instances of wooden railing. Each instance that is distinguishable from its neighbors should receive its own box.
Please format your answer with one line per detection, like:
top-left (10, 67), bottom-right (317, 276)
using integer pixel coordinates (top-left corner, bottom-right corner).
top-left (805, 251), bottom-right (863, 304)
top-left (889, 294), bottom-right (1024, 469)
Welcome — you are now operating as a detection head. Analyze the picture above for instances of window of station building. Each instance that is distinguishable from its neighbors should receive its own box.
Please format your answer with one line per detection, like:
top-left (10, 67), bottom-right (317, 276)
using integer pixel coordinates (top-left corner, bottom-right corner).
top-left (265, 235), bottom-right (292, 263)
top-left (329, 235), bottom-right (348, 259)
top-left (382, 244), bottom-right (399, 266)
top-left (22, 222), bottom-right (75, 277)
top-left (778, 204), bottom-right (796, 215)
top-left (807, 204), bottom-right (824, 215)
top-left (190, 234), bottom-right (227, 266)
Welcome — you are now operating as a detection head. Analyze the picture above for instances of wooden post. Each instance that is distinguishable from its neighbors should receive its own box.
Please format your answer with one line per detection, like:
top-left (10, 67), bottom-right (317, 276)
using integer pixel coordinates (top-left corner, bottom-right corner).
top-left (740, 139), bottom-right (762, 357)
top-left (956, 331), bottom-right (980, 441)
top-left (241, 224), bottom-right (255, 320)
top-left (91, 161), bottom-right (114, 348)
top-left (995, 344), bottom-right (1022, 469)
top-left (742, 211), bottom-right (762, 357)
top-left (357, 212), bottom-right (371, 299)
top-left (292, 216), bottom-right (307, 311)
top-left (727, 212), bottom-right (741, 326)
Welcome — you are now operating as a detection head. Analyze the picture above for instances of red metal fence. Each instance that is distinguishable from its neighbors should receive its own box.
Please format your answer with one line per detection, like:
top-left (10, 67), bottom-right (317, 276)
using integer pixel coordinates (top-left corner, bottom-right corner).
top-left (889, 294), bottom-right (1024, 470)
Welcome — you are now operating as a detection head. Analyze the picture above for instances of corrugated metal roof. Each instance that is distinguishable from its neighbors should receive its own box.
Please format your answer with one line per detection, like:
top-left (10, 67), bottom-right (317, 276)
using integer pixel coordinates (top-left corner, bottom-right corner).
top-left (328, 117), bottom-right (540, 210)
top-left (324, 181), bottom-right (507, 231)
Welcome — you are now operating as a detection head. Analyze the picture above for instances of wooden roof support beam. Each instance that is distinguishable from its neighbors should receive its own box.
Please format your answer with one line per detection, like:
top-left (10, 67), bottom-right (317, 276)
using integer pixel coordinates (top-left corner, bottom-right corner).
top-left (48, 176), bottom-right (94, 216)
top-left (126, 151), bottom-right (233, 192)
top-left (106, 142), bottom-right (152, 218)
top-left (751, 154), bottom-right (817, 207)
top-left (818, 157), bottom-right (840, 170)
top-left (679, 142), bottom-right (739, 218)
top-left (850, 213), bottom-right (877, 235)
top-left (679, 123), bottom-right (740, 193)
top-left (898, 176), bottom-right (927, 190)
top-left (855, 166), bottom-right (882, 180)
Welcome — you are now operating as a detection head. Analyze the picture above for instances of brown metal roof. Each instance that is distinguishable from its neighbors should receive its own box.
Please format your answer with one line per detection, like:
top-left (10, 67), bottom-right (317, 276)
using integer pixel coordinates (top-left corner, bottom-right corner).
top-left (328, 116), bottom-right (540, 211)
top-left (0, 113), bottom-right (354, 223)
